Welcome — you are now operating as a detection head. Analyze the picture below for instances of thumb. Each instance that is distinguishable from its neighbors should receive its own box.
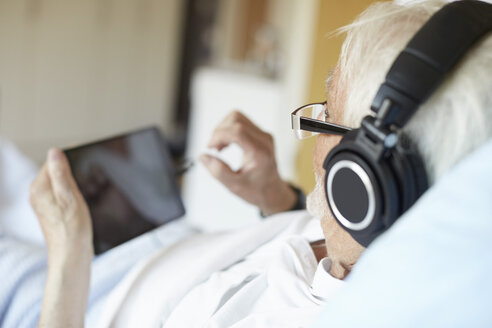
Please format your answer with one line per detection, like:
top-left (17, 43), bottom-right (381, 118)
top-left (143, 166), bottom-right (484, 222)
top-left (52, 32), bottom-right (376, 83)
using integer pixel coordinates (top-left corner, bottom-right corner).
top-left (46, 148), bottom-right (79, 207)
top-left (200, 154), bottom-right (238, 187)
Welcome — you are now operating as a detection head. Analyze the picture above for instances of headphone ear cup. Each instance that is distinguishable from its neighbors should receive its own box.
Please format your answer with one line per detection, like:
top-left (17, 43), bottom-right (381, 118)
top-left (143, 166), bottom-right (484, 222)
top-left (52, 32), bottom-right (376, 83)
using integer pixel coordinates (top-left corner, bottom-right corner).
top-left (324, 151), bottom-right (382, 234)
top-left (323, 131), bottom-right (403, 247)
top-left (387, 144), bottom-right (416, 213)
top-left (389, 135), bottom-right (429, 213)
top-left (406, 152), bottom-right (429, 198)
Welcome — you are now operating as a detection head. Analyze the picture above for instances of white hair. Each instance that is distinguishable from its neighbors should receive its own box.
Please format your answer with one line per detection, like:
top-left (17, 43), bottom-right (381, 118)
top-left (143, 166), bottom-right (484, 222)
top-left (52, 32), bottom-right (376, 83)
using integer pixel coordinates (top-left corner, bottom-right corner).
top-left (335, 0), bottom-right (492, 183)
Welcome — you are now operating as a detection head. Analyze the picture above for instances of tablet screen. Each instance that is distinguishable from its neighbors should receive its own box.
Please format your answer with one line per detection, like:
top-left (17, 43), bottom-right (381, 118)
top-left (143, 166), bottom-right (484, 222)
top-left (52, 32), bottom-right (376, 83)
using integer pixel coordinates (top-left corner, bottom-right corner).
top-left (64, 127), bottom-right (185, 254)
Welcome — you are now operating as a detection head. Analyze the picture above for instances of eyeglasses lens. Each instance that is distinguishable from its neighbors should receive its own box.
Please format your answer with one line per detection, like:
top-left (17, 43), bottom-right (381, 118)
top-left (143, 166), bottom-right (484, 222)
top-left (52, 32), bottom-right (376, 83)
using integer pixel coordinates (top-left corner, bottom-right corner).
top-left (295, 104), bottom-right (325, 139)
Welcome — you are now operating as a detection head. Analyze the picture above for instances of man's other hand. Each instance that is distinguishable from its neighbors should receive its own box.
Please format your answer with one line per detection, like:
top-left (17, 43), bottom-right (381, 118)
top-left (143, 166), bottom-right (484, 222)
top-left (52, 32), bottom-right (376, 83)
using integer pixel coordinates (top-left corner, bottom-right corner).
top-left (200, 111), bottom-right (296, 216)
top-left (29, 148), bottom-right (93, 259)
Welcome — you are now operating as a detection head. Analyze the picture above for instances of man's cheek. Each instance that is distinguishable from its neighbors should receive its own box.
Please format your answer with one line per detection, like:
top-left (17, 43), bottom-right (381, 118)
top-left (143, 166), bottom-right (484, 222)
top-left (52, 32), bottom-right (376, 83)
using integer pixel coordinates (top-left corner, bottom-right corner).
top-left (320, 216), bottom-right (335, 242)
top-left (320, 213), bottom-right (340, 241)
top-left (306, 179), bottom-right (322, 218)
top-left (312, 139), bottom-right (327, 175)
top-left (306, 178), bottom-right (331, 221)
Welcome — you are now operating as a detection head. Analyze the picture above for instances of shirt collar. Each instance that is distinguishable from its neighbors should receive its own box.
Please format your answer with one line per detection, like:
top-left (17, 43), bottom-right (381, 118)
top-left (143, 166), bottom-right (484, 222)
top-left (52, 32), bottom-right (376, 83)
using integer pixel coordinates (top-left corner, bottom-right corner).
top-left (310, 257), bottom-right (345, 302)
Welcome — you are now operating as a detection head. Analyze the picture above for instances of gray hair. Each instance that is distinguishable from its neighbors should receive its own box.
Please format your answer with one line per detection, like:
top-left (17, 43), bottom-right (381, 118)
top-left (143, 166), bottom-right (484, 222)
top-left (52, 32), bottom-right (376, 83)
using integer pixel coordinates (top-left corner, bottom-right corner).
top-left (335, 0), bottom-right (492, 183)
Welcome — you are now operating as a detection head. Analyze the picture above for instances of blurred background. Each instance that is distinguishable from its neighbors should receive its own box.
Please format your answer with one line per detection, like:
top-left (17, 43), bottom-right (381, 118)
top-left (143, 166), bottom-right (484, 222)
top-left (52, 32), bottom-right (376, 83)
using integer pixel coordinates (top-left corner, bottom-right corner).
top-left (0, 0), bottom-right (379, 230)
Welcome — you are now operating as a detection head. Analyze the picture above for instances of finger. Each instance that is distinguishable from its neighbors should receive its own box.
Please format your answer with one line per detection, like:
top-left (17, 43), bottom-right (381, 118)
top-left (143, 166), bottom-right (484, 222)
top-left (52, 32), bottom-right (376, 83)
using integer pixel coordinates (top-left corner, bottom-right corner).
top-left (227, 111), bottom-right (259, 131)
top-left (46, 148), bottom-right (80, 208)
top-left (208, 124), bottom-right (259, 153)
top-left (199, 154), bottom-right (240, 187)
top-left (208, 126), bottom-right (236, 150)
top-left (208, 111), bottom-right (260, 149)
top-left (30, 165), bottom-right (56, 211)
top-left (219, 110), bottom-right (250, 128)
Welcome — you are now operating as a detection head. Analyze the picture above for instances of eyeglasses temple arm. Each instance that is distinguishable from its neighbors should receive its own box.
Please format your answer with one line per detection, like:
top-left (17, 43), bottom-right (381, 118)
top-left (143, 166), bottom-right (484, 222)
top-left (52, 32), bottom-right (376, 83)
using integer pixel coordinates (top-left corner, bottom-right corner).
top-left (299, 117), bottom-right (352, 136)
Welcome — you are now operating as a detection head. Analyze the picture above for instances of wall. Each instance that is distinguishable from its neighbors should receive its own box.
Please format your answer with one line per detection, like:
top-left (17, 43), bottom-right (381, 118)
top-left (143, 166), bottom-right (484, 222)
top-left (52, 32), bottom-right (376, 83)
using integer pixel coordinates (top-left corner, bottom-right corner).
top-left (0, 0), bottom-right (184, 163)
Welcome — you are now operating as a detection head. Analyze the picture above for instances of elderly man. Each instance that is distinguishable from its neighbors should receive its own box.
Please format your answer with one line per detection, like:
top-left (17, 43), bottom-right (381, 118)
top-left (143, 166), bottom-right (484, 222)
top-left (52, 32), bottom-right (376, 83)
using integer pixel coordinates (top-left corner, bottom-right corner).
top-left (2, 0), bottom-right (491, 327)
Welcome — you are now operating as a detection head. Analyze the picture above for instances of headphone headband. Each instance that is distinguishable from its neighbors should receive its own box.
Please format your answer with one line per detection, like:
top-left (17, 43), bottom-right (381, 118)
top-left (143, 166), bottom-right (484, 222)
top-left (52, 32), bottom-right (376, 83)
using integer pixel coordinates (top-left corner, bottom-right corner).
top-left (372, 0), bottom-right (492, 130)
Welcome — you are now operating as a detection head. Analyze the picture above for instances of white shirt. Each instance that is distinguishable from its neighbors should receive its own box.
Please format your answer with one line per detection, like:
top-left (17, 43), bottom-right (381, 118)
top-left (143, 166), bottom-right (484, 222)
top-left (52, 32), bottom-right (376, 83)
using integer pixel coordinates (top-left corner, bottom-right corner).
top-left (97, 211), bottom-right (345, 328)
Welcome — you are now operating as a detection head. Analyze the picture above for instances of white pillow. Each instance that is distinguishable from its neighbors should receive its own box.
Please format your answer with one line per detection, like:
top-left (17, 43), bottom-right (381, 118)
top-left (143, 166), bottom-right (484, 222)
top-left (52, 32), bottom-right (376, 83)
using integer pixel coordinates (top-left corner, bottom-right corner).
top-left (312, 139), bottom-right (492, 328)
top-left (0, 138), bottom-right (44, 245)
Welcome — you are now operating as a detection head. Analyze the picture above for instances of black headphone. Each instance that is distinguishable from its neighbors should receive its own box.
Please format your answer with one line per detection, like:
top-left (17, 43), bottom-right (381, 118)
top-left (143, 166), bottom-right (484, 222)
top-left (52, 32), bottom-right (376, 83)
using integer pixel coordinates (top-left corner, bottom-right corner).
top-left (323, 0), bottom-right (492, 247)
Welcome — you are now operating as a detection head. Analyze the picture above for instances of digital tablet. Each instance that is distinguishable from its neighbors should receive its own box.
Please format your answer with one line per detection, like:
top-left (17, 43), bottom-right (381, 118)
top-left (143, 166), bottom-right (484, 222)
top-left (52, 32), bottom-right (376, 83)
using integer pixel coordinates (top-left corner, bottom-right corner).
top-left (64, 127), bottom-right (185, 254)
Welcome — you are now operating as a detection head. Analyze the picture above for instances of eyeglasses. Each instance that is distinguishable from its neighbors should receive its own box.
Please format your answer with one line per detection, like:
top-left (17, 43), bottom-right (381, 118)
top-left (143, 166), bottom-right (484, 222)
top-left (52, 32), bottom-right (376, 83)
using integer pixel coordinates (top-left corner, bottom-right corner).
top-left (291, 102), bottom-right (352, 139)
